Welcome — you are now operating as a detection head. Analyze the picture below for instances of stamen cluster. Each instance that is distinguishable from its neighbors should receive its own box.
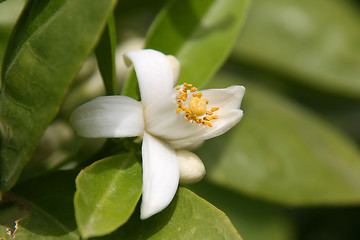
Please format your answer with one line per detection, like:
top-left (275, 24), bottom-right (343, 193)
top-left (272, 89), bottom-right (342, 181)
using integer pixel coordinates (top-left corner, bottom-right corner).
top-left (176, 83), bottom-right (219, 127)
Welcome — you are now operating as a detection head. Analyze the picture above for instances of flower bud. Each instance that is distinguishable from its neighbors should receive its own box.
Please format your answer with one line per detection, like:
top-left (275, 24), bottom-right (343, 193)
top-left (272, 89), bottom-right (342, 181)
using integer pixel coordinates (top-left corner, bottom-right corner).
top-left (166, 55), bottom-right (180, 81)
top-left (176, 150), bottom-right (206, 184)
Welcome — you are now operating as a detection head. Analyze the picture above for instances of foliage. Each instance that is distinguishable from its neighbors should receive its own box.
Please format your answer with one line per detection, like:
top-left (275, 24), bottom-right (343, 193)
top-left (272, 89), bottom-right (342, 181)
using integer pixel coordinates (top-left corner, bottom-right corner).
top-left (1, 0), bottom-right (360, 239)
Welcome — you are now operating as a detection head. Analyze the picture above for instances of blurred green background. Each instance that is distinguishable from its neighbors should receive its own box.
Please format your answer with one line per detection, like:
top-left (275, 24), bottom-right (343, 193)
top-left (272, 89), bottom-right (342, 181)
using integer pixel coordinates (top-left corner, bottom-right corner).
top-left (1, 0), bottom-right (360, 239)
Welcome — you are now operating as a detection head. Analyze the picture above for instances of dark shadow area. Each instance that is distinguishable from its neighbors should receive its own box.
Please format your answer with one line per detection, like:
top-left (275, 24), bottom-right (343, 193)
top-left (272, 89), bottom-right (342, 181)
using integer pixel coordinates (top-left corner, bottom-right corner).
top-left (3, 171), bottom-right (79, 237)
top-left (293, 206), bottom-right (360, 240)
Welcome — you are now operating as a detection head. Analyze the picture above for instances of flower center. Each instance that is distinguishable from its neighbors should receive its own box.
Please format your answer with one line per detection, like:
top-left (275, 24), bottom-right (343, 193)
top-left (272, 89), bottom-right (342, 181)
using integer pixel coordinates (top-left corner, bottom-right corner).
top-left (189, 97), bottom-right (206, 116)
top-left (176, 83), bottom-right (219, 127)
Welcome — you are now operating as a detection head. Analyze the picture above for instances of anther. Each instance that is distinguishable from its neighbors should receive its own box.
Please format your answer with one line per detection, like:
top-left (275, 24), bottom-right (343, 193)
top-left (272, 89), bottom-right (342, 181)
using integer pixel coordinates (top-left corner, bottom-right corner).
top-left (203, 122), bottom-right (213, 127)
top-left (192, 92), bottom-right (202, 98)
top-left (204, 98), bottom-right (209, 104)
top-left (176, 85), bottom-right (181, 90)
top-left (206, 111), bottom-right (213, 115)
top-left (211, 107), bottom-right (219, 112)
top-left (180, 91), bottom-right (187, 98)
top-left (194, 116), bottom-right (201, 123)
top-left (181, 106), bottom-right (191, 114)
top-left (190, 87), bottom-right (197, 93)
top-left (184, 83), bottom-right (193, 88)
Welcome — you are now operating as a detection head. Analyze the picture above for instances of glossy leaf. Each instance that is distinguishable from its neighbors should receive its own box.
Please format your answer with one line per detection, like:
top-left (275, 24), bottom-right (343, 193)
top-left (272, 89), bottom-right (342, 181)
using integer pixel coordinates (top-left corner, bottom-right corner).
top-left (0, 225), bottom-right (11, 240)
top-left (197, 75), bottom-right (360, 205)
top-left (233, 0), bottom-right (360, 97)
top-left (97, 188), bottom-right (242, 240)
top-left (74, 153), bottom-right (142, 239)
top-left (0, 0), bottom-right (25, 85)
top-left (5, 171), bottom-right (80, 240)
top-left (123, 0), bottom-right (251, 99)
top-left (95, 14), bottom-right (117, 95)
top-left (0, 0), bottom-right (117, 191)
top-left (189, 182), bottom-right (295, 240)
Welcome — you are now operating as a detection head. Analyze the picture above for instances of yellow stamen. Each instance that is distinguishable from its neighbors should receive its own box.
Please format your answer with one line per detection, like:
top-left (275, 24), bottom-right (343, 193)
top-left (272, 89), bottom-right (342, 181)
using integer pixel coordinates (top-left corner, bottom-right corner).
top-left (211, 107), bottom-right (219, 112)
top-left (190, 87), bottom-right (197, 93)
top-left (181, 106), bottom-right (191, 114)
top-left (175, 83), bottom-right (220, 127)
top-left (203, 116), bottom-right (210, 121)
top-left (192, 92), bottom-right (202, 98)
top-left (203, 122), bottom-right (213, 127)
top-left (180, 91), bottom-right (187, 98)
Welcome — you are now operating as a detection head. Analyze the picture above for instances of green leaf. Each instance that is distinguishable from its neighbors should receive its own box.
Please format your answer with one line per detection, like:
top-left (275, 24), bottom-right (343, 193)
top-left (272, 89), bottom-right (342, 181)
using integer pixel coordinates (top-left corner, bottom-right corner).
top-left (74, 153), bottom-right (142, 239)
top-left (0, 202), bottom-right (28, 228)
top-left (4, 171), bottom-right (80, 240)
top-left (0, 0), bottom-right (117, 191)
top-left (233, 0), bottom-right (360, 97)
top-left (98, 188), bottom-right (242, 240)
top-left (95, 14), bottom-right (117, 95)
top-left (188, 182), bottom-right (295, 240)
top-left (122, 0), bottom-right (251, 99)
top-left (197, 75), bottom-right (360, 205)
top-left (0, 0), bottom-right (25, 85)
top-left (0, 225), bottom-right (11, 240)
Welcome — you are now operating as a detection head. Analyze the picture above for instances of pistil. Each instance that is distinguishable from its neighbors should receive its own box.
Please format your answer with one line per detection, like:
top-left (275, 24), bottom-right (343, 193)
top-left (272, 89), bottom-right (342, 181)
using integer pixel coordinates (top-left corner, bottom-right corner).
top-left (176, 83), bottom-right (219, 127)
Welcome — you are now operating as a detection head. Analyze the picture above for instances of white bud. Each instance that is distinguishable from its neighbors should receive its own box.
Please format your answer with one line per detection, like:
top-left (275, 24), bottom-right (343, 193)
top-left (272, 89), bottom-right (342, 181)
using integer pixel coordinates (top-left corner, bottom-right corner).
top-left (176, 150), bottom-right (206, 184)
top-left (166, 55), bottom-right (180, 83)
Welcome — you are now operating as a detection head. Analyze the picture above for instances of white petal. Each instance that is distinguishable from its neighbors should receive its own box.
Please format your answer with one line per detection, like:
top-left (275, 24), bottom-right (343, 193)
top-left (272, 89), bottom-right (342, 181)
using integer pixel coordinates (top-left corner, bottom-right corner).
top-left (167, 109), bottom-right (243, 149)
top-left (201, 85), bottom-right (245, 110)
top-left (70, 96), bottom-right (144, 138)
top-left (145, 86), bottom-right (245, 143)
top-left (124, 49), bottom-right (175, 107)
top-left (144, 90), bottom-right (206, 140)
top-left (141, 132), bottom-right (179, 220)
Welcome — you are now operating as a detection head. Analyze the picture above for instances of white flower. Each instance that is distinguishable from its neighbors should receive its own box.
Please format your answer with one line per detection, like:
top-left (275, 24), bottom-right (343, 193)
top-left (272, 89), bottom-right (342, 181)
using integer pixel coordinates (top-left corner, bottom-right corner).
top-left (70, 49), bottom-right (245, 220)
